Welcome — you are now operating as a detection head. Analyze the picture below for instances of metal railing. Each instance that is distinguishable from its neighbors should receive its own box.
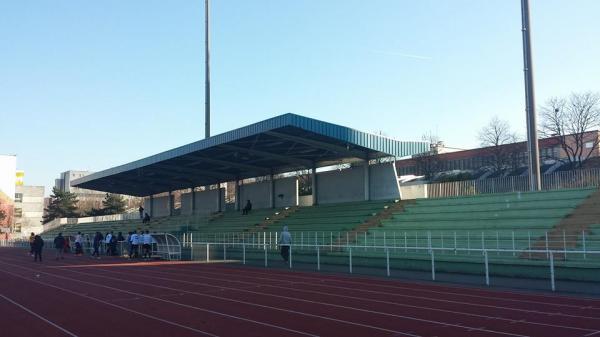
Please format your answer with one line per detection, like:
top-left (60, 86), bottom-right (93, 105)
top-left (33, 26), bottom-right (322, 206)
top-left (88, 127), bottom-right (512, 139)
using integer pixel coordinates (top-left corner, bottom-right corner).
top-left (425, 168), bottom-right (600, 198)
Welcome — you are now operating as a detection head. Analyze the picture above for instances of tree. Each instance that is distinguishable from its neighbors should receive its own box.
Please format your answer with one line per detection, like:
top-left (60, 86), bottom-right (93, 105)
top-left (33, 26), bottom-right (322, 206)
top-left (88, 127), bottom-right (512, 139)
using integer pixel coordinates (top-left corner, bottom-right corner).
top-left (43, 187), bottom-right (79, 223)
top-left (478, 117), bottom-right (522, 172)
top-left (540, 92), bottom-right (600, 168)
top-left (414, 131), bottom-right (443, 179)
top-left (101, 193), bottom-right (127, 215)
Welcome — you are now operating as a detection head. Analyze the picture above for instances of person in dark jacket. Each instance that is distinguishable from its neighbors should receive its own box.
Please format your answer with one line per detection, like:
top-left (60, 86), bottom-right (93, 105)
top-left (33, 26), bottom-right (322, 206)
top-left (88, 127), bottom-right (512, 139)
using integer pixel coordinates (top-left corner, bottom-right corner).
top-left (54, 233), bottom-right (65, 260)
top-left (92, 232), bottom-right (103, 258)
top-left (32, 235), bottom-right (44, 262)
top-left (28, 232), bottom-right (35, 256)
top-left (242, 200), bottom-right (252, 215)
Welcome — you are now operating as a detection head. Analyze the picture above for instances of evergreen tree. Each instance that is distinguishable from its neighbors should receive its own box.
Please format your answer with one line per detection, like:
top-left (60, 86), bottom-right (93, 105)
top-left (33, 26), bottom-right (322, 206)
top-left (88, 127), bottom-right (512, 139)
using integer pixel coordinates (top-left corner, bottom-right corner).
top-left (43, 187), bottom-right (79, 223)
top-left (102, 193), bottom-right (126, 215)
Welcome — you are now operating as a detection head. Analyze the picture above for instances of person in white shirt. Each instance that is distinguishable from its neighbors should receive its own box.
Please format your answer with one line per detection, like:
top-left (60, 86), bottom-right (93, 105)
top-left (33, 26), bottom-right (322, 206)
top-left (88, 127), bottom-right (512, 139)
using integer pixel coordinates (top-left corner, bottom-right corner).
top-left (129, 231), bottom-right (140, 258)
top-left (142, 231), bottom-right (153, 259)
top-left (75, 232), bottom-right (83, 256)
top-left (104, 232), bottom-right (113, 255)
top-left (279, 226), bottom-right (292, 263)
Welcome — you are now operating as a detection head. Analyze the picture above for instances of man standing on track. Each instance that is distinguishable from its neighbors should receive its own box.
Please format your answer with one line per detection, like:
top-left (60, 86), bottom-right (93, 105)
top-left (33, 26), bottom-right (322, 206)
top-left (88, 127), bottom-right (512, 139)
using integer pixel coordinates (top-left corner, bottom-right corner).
top-left (142, 230), bottom-right (152, 259)
top-left (53, 233), bottom-right (65, 260)
top-left (28, 232), bottom-right (35, 256)
top-left (32, 235), bottom-right (44, 262)
top-left (279, 226), bottom-right (292, 263)
top-left (92, 231), bottom-right (103, 259)
top-left (129, 230), bottom-right (140, 259)
top-left (75, 232), bottom-right (83, 256)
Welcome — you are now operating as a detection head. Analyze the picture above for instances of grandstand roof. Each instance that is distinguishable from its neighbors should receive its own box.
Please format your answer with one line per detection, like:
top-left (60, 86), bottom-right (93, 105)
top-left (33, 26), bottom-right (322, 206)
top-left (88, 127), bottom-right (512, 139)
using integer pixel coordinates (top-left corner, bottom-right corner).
top-left (72, 113), bottom-right (428, 196)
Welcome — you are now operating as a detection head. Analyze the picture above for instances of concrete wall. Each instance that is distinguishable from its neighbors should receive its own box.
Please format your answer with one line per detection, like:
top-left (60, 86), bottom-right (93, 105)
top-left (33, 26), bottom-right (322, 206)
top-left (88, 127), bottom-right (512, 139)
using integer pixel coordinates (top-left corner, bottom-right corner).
top-left (399, 183), bottom-right (427, 199)
top-left (240, 181), bottom-right (270, 209)
top-left (370, 162), bottom-right (402, 200)
top-left (274, 177), bottom-right (298, 208)
top-left (180, 188), bottom-right (225, 215)
top-left (149, 195), bottom-right (170, 217)
top-left (316, 166), bottom-right (366, 204)
top-left (238, 177), bottom-right (298, 210)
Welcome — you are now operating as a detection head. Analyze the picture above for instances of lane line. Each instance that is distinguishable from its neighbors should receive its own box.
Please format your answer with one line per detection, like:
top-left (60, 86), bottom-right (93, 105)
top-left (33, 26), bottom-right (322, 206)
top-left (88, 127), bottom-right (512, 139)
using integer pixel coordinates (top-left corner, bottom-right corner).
top-left (0, 268), bottom-right (218, 337)
top-left (0, 259), bottom-right (321, 337)
top-left (129, 266), bottom-right (597, 333)
top-left (56, 261), bottom-right (529, 337)
top-left (197, 263), bottom-right (600, 309)
top-left (0, 293), bottom-right (79, 337)
top-left (154, 263), bottom-right (600, 321)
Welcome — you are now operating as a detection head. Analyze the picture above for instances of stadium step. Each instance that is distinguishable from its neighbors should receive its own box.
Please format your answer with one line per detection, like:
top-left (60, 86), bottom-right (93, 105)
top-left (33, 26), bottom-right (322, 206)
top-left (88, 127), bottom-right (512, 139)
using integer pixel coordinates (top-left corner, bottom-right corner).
top-left (523, 188), bottom-right (600, 260)
top-left (332, 199), bottom-right (413, 247)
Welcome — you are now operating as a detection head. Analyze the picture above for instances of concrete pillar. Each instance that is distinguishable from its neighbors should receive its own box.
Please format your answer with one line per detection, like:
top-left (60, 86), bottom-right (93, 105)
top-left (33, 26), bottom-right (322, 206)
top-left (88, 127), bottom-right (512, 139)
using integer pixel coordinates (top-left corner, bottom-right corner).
top-left (235, 180), bottom-right (241, 211)
top-left (364, 161), bottom-right (371, 201)
top-left (217, 184), bottom-right (222, 212)
top-left (311, 164), bottom-right (318, 206)
top-left (149, 195), bottom-right (154, 217)
top-left (270, 174), bottom-right (275, 209)
top-left (168, 191), bottom-right (174, 216)
top-left (191, 188), bottom-right (196, 213)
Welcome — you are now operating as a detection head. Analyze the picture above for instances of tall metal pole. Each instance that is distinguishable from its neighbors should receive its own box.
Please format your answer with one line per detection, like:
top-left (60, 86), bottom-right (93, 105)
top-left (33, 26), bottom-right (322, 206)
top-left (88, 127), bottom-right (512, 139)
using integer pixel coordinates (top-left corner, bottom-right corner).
top-left (521, 0), bottom-right (541, 191)
top-left (204, 0), bottom-right (211, 138)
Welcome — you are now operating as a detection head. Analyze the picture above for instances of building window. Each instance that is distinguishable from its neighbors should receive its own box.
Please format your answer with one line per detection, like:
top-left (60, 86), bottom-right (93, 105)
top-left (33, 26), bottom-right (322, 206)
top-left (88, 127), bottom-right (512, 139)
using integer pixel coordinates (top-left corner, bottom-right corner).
top-left (14, 208), bottom-right (22, 218)
top-left (585, 142), bottom-right (594, 149)
top-left (14, 193), bottom-right (23, 203)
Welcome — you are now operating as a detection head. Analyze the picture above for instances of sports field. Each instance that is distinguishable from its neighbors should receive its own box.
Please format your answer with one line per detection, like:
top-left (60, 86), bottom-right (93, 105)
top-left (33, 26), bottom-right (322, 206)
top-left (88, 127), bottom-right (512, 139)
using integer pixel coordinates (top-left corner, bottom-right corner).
top-left (0, 247), bottom-right (599, 337)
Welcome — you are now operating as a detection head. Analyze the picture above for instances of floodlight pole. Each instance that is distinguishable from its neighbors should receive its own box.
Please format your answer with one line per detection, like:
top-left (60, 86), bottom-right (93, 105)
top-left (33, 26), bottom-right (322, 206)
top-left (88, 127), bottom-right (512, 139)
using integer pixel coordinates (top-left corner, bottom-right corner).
top-left (204, 0), bottom-right (211, 138)
top-left (521, 0), bottom-right (541, 191)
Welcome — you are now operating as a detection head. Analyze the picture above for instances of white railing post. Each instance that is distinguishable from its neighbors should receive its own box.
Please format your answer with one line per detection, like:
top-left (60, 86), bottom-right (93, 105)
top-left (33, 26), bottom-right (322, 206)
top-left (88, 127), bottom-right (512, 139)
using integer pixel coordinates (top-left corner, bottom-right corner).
top-left (481, 231), bottom-right (485, 255)
top-left (562, 230), bottom-right (567, 261)
top-left (190, 233), bottom-right (194, 260)
top-left (404, 231), bottom-right (408, 253)
top-left (242, 243), bottom-right (246, 265)
top-left (550, 251), bottom-right (556, 292)
top-left (430, 250), bottom-right (436, 281)
top-left (349, 247), bottom-right (353, 274)
top-left (583, 230), bottom-right (587, 260)
top-left (454, 231), bottom-right (457, 255)
top-left (206, 243), bottom-right (210, 263)
top-left (289, 244), bottom-right (293, 269)
top-left (512, 231), bottom-right (516, 256)
top-left (484, 250), bottom-right (489, 286)
top-left (223, 244), bottom-right (227, 261)
top-left (545, 232), bottom-right (549, 259)
top-left (528, 231), bottom-right (532, 259)
top-left (264, 247), bottom-right (268, 267)
top-left (386, 248), bottom-right (390, 277)
top-left (317, 245), bottom-right (320, 271)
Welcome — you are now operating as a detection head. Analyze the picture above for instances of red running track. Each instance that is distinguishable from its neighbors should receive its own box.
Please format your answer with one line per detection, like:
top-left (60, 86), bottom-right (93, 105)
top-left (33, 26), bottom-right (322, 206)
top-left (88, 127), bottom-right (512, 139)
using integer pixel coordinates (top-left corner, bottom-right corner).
top-left (0, 247), bottom-right (599, 337)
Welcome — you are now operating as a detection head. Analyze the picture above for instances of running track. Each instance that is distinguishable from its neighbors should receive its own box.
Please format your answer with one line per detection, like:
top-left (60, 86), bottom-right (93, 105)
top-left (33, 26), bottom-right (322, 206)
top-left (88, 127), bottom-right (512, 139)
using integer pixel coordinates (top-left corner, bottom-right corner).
top-left (0, 247), bottom-right (599, 337)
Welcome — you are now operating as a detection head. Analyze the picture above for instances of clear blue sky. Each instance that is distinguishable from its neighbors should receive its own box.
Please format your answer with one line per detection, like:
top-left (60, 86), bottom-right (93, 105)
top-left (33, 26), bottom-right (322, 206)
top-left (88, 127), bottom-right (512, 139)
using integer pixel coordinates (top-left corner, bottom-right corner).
top-left (1, 0), bottom-right (599, 195)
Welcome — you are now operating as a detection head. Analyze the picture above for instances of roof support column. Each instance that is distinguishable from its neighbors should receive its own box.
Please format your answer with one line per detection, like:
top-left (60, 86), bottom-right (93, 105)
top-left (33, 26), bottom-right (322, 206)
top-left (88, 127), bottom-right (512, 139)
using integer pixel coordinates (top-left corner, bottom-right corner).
top-left (191, 188), bottom-right (196, 214)
top-left (270, 174), bottom-right (275, 209)
top-left (311, 164), bottom-right (318, 206)
top-left (217, 184), bottom-right (222, 212)
top-left (149, 195), bottom-right (154, 217)
top-left (168, 191), bottom-right (174, 216)
top-left (235, 180), bottom-right (241, 211)
top-left (364, 161), bottom-right (371, 201)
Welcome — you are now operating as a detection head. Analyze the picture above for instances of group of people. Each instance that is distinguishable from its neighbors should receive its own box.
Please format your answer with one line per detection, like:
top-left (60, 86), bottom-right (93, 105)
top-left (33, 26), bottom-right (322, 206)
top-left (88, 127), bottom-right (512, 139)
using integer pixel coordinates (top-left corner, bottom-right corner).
top-left (29, 229), bottom-right (157, 262)
top-left (139, 206), bottom-right (151, 224)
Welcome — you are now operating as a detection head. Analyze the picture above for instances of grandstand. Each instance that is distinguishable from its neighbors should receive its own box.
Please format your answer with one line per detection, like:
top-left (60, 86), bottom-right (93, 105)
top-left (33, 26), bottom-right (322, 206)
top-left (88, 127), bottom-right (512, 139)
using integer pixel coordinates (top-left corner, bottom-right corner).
top-left (33, 114), bottom-right (600, 289)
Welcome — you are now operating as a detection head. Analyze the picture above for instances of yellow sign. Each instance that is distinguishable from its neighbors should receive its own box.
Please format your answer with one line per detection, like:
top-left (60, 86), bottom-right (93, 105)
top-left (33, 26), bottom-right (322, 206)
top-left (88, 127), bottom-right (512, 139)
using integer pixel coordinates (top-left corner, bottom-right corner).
top-left (15, 171), bottom-right (24, 186)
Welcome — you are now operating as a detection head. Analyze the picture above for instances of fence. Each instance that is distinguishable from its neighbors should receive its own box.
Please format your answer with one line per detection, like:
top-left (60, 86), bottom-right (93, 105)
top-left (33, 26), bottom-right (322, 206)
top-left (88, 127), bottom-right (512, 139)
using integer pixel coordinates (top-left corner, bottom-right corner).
top-left (179, 228), bottom-right (600, 292)
top-left (425, 168), bottom-right (600, 198)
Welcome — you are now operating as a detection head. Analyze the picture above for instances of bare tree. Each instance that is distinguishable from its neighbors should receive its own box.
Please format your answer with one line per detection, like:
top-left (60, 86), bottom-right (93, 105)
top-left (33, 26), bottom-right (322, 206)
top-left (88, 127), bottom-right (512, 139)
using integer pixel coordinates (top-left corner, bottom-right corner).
top-left (414, 131), bottom-right (443, 179)
top-left (540, 92), bottom-right (600, 168)
top-left (478, 117), bottom-right (522, 172)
